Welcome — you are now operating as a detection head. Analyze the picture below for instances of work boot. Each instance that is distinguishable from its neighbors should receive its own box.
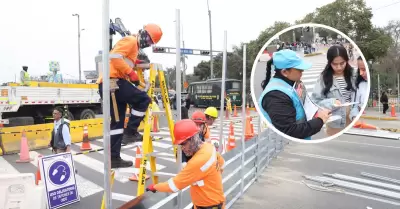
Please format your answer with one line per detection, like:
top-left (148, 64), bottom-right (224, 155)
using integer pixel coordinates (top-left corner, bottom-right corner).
top-left (121, 132), bottom-right (143, 145)
top-left (111, 156), bottom-right (133, 168)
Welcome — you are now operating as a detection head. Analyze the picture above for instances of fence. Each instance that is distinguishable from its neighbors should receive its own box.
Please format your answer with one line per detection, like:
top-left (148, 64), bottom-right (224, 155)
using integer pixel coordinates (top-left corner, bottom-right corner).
top-left (148, 120), bottom-right (290, 209)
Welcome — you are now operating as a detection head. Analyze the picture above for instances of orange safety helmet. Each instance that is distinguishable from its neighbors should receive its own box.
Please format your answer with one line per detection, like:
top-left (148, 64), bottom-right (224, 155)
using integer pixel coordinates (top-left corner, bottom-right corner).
top-left (191, 111), bottom-right (206, 124)
top-left (144, 23), bottom-right (163, 44)
top-left (173, 119), bottom-right (199, 145)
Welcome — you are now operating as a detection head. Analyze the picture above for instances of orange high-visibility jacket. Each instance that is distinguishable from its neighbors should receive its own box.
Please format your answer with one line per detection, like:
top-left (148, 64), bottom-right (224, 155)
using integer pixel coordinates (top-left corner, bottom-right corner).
top-left (203, 125), bottom-right (210, 142)
top-left (154, 143), bottom-right (225, 208)
top-left (96, 36), bottom-right (139, 84)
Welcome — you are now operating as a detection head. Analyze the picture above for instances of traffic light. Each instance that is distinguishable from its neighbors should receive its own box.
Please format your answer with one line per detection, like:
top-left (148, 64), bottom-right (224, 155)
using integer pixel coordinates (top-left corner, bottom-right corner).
top-left (152, 47), bottom-right (166, 53)
top-left (200, 50), bottom-right (210, 55)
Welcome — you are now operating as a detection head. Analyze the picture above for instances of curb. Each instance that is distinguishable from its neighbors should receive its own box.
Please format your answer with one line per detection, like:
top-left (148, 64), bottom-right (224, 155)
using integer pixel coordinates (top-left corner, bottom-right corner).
top-left (304, 52), bottom-right (323, 57)
top-left (360, 115), bottom-right (399, 121)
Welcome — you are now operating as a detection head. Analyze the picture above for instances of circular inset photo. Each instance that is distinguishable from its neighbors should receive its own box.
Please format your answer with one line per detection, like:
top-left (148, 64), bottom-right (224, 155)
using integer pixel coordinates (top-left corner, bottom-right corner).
top-left (251, 23), bottom-right (370, 143)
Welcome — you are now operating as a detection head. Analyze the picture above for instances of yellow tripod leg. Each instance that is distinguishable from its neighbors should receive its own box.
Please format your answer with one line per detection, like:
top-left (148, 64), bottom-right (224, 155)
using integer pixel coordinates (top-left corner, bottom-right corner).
top-left (158, 69), bottom-right (177, 161)
top-left (137, 65), bottom-right (157, 196)
top-left (100, 170), bottom-right (115, 209)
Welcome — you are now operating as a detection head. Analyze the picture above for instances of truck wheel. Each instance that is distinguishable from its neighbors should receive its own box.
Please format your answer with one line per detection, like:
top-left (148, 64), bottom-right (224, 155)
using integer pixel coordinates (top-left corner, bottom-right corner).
top-left (65, 110), bottom-right (74, 121)
top-left (79, 109), bottom-right (96, 120)
top-left (4, 117), bottom-right (35, 127)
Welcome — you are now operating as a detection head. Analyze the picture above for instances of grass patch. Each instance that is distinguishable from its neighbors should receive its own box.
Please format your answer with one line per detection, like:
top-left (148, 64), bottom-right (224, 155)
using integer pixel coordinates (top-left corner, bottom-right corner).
top-left (304, 52), bottom-right (323, 57)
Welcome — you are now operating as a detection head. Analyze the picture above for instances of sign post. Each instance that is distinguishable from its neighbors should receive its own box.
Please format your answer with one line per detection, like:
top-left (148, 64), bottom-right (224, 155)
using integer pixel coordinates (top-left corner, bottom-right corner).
top-left (218, 31), bottom-right (227, 150)
top-left (40, 153), bottom-right (79, 209)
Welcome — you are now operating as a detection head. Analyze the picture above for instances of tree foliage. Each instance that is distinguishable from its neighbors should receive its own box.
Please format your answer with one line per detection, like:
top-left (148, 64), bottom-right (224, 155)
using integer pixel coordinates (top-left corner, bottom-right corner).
top-left (188, 0), bottom-right (396, 91)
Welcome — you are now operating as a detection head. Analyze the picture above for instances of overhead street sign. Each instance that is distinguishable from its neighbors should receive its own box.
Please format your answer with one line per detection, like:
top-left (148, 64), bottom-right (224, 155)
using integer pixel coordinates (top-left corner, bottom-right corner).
top-left (152, 46), bottom-right (222, 57)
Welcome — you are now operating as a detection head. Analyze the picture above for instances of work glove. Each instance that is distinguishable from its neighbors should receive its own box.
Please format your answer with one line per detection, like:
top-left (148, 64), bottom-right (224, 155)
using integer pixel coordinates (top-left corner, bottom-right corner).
top-left (146, 184), bottom-right (157, 193)
top-left (128, 71), bottom-right (139, 83)
top-left (135, 59), bottom-right (147, 64)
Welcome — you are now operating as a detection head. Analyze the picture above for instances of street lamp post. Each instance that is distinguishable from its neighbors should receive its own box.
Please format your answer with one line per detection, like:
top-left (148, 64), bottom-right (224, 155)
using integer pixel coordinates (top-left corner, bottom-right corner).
top-left (368, 59), bottom-right (373, 107)
top-left (72, 13), bottom-right (82, 82)
top-left (207, 0), bottom-right (213, 79)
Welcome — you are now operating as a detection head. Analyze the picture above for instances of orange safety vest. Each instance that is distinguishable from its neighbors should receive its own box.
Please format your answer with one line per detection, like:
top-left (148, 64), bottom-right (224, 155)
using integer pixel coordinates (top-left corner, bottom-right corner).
top-left (96, 36), bottom-right (139, 84)
top-left (154, 143), bottom-right (225, 208)
top-left (203, 125), bottom-right (210, 142)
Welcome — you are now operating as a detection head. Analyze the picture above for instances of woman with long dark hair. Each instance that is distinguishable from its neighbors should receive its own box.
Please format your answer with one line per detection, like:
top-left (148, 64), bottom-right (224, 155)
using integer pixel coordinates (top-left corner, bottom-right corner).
top-left (311, 45), bottom-right (357, 136)
top-left (350, 56), bottom-right (368, 120)
top-left (259, 49), bottom-right (331, 140)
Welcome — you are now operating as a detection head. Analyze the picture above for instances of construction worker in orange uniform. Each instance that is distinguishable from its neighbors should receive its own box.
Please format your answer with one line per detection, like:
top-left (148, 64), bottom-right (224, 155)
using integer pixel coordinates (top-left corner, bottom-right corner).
top-left (147, 119), bottom-right (225, 209)
top-left (181, 111), bottom-right (212, 167)
top-left (97, 24), bottom-right (163, 168)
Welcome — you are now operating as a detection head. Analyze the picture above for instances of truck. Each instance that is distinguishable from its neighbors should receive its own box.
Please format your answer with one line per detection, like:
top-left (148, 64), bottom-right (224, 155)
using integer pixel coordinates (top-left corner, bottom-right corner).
top-left (0, 82), bottom-right (102, 127)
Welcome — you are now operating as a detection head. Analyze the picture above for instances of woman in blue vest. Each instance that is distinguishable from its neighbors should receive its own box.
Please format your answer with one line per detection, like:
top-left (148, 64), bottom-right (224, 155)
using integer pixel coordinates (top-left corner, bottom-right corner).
top-left (259, 49), bottom-right (332, 140)
top-left (311, 45), bottom-right (357, 136)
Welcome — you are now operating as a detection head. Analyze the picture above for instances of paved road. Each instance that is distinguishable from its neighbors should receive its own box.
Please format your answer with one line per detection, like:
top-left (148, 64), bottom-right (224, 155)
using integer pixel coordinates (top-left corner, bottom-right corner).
top-left (231, 134), bottom-right (400, 209)
top-left (0, 108), bottom-right (260, 209)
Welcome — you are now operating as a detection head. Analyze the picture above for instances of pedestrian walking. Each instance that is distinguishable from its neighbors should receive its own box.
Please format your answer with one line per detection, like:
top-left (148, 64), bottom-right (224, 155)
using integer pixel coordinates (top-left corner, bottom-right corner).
top-left (49, 107), bottom-right (71, 154)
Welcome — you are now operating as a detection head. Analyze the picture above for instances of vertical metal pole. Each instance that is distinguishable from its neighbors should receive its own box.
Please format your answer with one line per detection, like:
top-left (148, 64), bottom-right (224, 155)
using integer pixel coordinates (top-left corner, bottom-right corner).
top-left (176, 10), bottom-right (182, 121)
top-left (378, 74), bottom-right (381, 115)
top-left (207, 0), bottom-right (213, 78)
top-left (240, 44), bottom-right (247, 195)
top-left (397, 73), bottom-right (399, 112)
top-left (182, 40), bottom-right (187, 91)
top-left (218, 31), bottom-right (227, 148)
top-left (77, 15), bottom-right (82, 82)
top-left (175, 9), bottom-right (183, 209)
top-left (101, 0), bottom-right (111, 208)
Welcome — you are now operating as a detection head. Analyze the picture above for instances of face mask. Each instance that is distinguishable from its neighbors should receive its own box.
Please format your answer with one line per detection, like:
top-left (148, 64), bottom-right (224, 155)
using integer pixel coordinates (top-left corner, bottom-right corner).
top-left (138, 30), bottom-right (153, 49)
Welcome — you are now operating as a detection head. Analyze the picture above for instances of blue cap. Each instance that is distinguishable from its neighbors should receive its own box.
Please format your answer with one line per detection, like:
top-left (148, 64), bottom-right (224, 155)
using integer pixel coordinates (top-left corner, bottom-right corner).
top-left (272, 49), bottom-right (312, 71)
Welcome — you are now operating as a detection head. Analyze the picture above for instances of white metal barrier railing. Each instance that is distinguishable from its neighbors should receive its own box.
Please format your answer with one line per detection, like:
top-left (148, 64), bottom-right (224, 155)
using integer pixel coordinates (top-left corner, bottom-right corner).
top-left (148, 119), bottom-right (290, 209)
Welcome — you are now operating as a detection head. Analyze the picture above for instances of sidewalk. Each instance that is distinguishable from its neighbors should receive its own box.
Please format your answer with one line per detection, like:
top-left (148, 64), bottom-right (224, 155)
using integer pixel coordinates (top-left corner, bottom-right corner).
top-left (360, 108), bottom-right (399, 121)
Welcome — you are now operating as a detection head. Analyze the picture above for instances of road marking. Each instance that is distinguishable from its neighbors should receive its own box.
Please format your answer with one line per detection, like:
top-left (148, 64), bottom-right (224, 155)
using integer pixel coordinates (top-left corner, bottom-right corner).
top-left (0, 157), bottom-right (19, 174)
top-left (332, 140), bottom-right (400, 149)
top-left (288, 152), bottom-right (400, 171)
top-left (112, 192), bottom-right (135, 202)
top-left (264, 173), bottom-right (400, 206)
top-left (76, 142), bottom-right (166, 172)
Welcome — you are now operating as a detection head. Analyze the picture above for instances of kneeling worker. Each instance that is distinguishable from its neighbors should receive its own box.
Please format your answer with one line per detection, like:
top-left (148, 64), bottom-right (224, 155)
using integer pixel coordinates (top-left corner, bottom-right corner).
top-left (147, 119), bottom-right (225, 209)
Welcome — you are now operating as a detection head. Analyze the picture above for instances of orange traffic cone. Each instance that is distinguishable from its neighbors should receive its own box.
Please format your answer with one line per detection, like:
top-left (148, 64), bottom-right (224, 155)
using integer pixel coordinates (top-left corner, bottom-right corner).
top-left (152, 115), bottom-right (159, 132)
top-left (80, 124), bottom-right (92, 151)
top-left (233, 105), bottom-right (238, 117)
top-left (226, 122), bottom-right (236, 151)
top-left (36, 154), bottom-right (43, 185)
top-left (245, 117), bottom-right (254, 140)
top-left (129, 146), bottom-right (149, 181)
top-left (246, 104), bottom-right (250, 116)
top-left (360, 123), bottom-right (378, 130)
top-left (391, 104), bottom-right (397, 117)
top-left (16, 130), bottom-right (33, 163)
top-left (353, 121), bottom-right (363, 128)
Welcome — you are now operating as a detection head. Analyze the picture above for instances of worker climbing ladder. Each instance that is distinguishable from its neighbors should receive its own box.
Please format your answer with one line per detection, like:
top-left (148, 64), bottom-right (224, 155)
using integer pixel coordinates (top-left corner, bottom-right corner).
top-left (133, 63), bottom-right (179, 196)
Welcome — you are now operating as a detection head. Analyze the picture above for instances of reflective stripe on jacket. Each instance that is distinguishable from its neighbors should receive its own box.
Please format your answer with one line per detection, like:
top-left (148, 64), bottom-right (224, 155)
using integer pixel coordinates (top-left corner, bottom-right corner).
top-left (154, 143), bottom-right (225, 207)
top-left (96, 36), bottom-right (139, 84)
top-left (258, 77), bottom-right (310, 140)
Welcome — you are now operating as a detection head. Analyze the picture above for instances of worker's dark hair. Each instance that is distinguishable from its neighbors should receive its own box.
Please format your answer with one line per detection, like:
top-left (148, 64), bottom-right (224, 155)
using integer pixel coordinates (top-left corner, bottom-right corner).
top-left (321, 45), bottom-right (355, 96)
top-left (22, 66), bottom-right (28, 70)
top-left (54, 107), bottom-right (64, 115)
top-left (355, 56), bottom-right (366, 88)
top-left (261, 58), bottom-right (283, 90)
